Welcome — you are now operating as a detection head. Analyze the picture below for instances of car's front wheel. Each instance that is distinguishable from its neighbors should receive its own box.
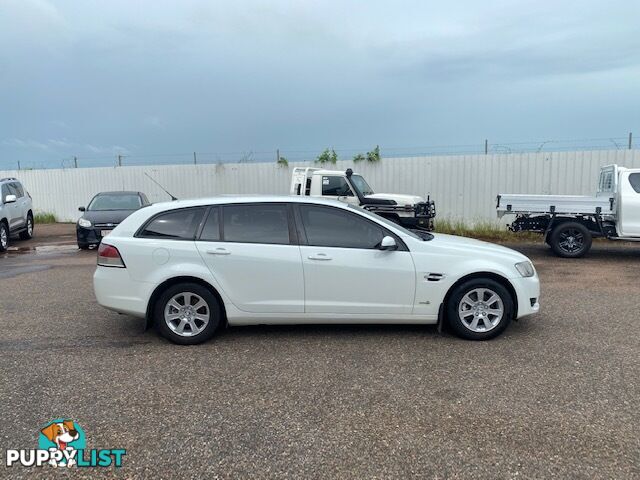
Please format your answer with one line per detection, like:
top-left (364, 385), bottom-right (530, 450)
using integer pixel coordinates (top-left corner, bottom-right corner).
top-left (446, 278), bottom-right (514, 340)
top-left (0, 221), bottom-right (8, 252)
top-left (154, 283), bottom-right (221, 345)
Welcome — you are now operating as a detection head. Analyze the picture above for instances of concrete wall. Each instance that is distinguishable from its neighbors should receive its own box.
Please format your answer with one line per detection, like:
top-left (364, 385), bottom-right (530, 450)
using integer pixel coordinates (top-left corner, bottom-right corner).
top-left (1, 149), bottom-right (638, 223)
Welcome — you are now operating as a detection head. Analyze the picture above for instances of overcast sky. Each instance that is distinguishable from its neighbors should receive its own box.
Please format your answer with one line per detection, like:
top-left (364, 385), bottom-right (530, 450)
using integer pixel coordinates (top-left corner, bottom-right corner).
top-left (1, 0), bottom-right (639, 168)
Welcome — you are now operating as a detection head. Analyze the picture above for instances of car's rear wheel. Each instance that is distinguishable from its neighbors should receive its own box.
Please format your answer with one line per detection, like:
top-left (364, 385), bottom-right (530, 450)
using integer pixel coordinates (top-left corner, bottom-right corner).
top-left (446, 278), bottom-right (514, 340)
top-left (78, 242), bottom-right (90, 250)
top-left (0, 222), bottom-right (8, 252)
top-left (154, 283), bottom-right (221, 345)
top-left (549, 222), bottom-right (592, 258)
top-left (19, 213), bottom-right (34, 240)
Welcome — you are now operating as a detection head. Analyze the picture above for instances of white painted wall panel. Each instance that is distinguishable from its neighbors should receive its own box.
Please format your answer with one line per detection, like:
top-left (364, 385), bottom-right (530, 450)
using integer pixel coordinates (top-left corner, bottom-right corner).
top-left (0, 149), bottom-right (638, 223)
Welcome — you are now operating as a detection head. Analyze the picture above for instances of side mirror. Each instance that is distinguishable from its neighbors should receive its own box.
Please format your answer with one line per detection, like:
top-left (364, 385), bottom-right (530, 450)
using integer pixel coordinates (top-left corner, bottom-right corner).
top-left (4, 194), bottom-right (16, 204)
top-left (379, 236), bottom-right (397, 251)
top-left (78, 206), bottom-right (86, 212)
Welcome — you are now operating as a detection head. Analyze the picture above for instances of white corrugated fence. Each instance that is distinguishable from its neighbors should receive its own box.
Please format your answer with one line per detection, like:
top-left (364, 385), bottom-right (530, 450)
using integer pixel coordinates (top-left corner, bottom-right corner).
top-left (1, 149), bottom-right (638, 223)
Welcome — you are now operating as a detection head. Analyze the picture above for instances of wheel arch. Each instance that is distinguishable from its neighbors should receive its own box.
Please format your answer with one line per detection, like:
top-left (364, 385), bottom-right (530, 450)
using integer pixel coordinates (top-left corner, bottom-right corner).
top-left (145, 276), bottom-right (228, 329)
top-left (440, 271), bottom-right (518, 324)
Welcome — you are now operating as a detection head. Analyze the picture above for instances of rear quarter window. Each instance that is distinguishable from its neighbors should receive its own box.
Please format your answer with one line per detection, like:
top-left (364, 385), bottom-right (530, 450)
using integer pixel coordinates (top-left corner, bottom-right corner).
top-left (138, 208), bottom-right (205, 240)
top-left (629, 173), bottom-right (640, 193)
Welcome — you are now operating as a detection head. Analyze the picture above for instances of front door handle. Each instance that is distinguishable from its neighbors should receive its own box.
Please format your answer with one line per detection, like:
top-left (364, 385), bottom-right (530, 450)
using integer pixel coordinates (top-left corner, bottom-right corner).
top-left (308, 253), bottom-right (332, 261)
top-left (206, 248), bottom-right (231, 255)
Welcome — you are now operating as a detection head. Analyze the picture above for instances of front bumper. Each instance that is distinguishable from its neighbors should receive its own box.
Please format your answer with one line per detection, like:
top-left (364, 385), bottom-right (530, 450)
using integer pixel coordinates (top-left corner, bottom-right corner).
top-left (510, 275), bottom-right (540, 319)
top-left (77, 226), bottom-right (108, 245)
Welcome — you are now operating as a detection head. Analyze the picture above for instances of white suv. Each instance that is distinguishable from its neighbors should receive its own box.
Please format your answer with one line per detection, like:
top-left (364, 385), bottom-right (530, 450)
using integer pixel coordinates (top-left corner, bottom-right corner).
top-left (93, 196), bottom-right (540, 344)
top-left (0, 177), bottom-right (34, 251)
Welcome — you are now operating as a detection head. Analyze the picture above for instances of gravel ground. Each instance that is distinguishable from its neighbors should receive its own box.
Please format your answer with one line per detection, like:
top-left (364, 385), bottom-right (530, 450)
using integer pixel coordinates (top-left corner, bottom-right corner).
top-left (0, 227), bottom-right (638, 479)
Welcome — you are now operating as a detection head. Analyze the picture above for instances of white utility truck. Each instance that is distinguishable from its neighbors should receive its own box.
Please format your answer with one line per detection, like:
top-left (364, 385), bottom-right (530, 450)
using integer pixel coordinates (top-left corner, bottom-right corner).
top-left (497, 164), bottom-right (640, 257)
top-left (290, 167), bottom-right (436, 230)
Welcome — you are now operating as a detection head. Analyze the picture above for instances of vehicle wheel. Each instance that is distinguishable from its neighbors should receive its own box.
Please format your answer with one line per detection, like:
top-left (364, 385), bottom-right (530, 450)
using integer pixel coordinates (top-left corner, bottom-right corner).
top-left (446, 278), bottom-right (514, 340)
top-left (19, 213), bottom-right (34, 240)
top-left (0, 221), bottom-right (8, 252)
top-left (549, 222), bottom-right (592, 258)
top-left (78, 242), bottom-right (90, 250)
top-left (154, 283), bottom-right (221, 345)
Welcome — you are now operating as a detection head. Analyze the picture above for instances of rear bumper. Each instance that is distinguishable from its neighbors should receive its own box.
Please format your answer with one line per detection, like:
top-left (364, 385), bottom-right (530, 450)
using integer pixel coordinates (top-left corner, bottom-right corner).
top-left (93, 266), bottom-right (151, 318)
top-left (510, 275), bottom-right (540, 319)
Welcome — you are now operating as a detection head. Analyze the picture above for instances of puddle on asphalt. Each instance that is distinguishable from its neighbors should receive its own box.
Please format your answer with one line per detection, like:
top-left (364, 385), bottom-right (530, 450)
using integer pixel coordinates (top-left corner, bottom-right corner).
top-left (3, 244), bottom-right (79, 255)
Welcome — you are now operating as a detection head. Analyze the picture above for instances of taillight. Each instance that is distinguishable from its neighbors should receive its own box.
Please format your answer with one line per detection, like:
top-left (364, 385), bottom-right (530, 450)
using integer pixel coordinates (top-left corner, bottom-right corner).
top-left (97, 243), bottom-right (126, 268)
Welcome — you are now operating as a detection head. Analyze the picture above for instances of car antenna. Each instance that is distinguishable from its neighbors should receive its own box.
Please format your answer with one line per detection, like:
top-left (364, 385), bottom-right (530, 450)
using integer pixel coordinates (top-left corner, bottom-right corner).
top-left (144, 172), bottom-right (178, 201)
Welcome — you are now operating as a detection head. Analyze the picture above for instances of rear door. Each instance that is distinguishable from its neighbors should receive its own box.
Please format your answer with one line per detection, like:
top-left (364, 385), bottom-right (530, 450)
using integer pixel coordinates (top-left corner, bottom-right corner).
top-left (195, 203), bottom-right (304, 313)
top-left (296, 204), bottom-right (415, 314)
top-left (619, 172), bottom-right (640, 236)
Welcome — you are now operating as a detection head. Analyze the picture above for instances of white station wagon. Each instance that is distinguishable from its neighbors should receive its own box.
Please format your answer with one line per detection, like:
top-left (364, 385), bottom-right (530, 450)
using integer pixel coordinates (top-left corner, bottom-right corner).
top-left (93, 196), bottom-right (540, 344)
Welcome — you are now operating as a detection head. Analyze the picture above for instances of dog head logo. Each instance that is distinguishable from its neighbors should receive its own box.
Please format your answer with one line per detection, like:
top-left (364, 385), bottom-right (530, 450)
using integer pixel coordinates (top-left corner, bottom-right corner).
top-left (38, 419), bottom-right (86, 466)
top-left (40, 421), bottom-right (79, 450)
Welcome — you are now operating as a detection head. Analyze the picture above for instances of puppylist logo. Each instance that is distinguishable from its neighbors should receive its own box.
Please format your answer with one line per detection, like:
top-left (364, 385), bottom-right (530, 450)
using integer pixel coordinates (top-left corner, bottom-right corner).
top-left (5, 419), bottom-right (126, 468)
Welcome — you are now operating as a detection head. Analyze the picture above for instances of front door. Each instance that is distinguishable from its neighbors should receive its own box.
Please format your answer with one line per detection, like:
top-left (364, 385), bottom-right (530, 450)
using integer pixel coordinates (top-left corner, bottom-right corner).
top-left (318, 175), bottom-right (359, 207)
top-left (196, 204), bottom-right (304, 313)
top-left (619, 172), bottom-right (640, 236)
top-left (296, 204), bottom-right (415, 314)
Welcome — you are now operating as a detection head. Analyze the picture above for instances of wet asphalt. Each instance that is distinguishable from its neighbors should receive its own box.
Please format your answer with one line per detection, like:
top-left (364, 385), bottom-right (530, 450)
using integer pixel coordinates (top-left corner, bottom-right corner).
top-left (0, 225), bottom-right (638, 479)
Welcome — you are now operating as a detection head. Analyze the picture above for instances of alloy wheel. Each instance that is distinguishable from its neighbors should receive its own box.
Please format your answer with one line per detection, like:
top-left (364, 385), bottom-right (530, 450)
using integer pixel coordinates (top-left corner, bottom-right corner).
top-left (163, 292), bottom-right (210, 337)
top-left (458, 287), bottom-right (504, 332)
top-left (558, 228), bottom-right (584, 254)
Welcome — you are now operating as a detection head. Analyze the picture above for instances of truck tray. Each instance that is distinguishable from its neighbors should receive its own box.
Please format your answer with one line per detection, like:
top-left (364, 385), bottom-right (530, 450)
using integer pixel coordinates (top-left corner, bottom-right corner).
top-left (496, 194), bottom-right (614, 217)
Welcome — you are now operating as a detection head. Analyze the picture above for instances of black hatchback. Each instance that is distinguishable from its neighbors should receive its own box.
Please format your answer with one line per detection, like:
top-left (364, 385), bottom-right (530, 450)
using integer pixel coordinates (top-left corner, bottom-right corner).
top-left (77, 191), bottom-right (150, 249)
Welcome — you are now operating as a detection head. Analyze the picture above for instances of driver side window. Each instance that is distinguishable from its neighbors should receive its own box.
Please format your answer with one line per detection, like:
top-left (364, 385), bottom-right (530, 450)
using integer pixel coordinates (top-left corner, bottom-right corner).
top-left (321, 176), bottom-right (353, 196)
top-left (299, 205), bottom-right (384, 249)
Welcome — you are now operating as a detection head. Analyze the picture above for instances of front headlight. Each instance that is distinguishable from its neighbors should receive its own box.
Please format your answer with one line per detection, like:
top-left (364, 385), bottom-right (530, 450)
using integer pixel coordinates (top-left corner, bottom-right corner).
top-left (515, 261), bottom-right (535, 277)
top-left (78, 218), bottom-right (92, 228)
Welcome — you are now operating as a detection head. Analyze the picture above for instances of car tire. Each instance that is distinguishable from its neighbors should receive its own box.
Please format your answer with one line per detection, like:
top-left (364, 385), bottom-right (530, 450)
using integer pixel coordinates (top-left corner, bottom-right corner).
top-left (0, 221), bottom-right (8, 252)
top-left (78, 242), bottom-right (90, 250)
top-left (19, 213), bottom-right (34, 240)
top-left (154, 282), bottom-right (221, 345)
top-left (446, 278), bottom-right (514, 340)
top-left (549, 222), bottom-right (592, 258)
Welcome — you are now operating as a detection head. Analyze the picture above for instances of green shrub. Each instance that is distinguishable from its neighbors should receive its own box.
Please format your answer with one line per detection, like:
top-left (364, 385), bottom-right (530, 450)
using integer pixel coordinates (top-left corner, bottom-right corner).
top-left (316, 148), bottom-right (338, 165)
top-left (34, 212), bottom-right (57, 223)
top-left (434, 218), bottom-right (539, 242)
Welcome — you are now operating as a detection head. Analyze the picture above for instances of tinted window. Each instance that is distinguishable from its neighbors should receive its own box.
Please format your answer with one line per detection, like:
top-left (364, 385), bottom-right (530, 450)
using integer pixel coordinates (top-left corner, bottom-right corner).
top-left (629, 173), bottom-right (640, 193)
top-left (321, 176), bottom-right (353, 196)
top-left (223, 204), bottom-right (290, 245)
top-left (89, 194), bottom-right (142, 211)
top-left (1, 184), bottom-right (9, 201)
top-left (300, 205), bottom-right (384, 249)
top-left (140, 208), bottom-right (204, 239)
top-left (10, 183), bottom-right (24, 197)
top-left (199, 207), bottom-right (220, 241)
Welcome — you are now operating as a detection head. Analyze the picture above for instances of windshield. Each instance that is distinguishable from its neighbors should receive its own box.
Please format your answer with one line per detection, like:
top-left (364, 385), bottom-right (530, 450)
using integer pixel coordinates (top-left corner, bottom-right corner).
top-left (350, 175), bottom-right (374, 196)
top-left (346, 204), bottom-right (431, 241)
top-left (88, 194), bottom-right (141, 211)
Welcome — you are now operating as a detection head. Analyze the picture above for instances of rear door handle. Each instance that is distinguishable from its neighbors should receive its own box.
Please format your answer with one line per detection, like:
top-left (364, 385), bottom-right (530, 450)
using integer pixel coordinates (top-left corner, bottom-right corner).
top-left (206, 248), bottom-right (231, 255)
top-left (308, 253), bottom-right (332, 261)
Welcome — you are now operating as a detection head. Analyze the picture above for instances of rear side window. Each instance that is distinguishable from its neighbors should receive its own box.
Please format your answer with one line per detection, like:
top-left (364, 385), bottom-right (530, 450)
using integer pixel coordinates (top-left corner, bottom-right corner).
top-left (222, 204), bottom-right (290, 245)
top-left (321, 176), bottom-right (353, 196)
top-left (199, 207), bottom-right (220, 241)
top-left (139, 208), bottom-right (204, 239)
top-left (299, 205), bottom-right (384, 249)
top-left (629, 173), bottom-right (640, 193)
